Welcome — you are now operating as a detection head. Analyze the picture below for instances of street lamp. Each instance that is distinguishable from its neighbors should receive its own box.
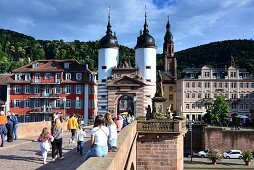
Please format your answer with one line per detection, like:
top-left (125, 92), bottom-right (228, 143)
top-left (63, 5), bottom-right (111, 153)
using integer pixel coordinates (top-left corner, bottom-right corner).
top-left (189, 122), bottom-right (193, 162)
top-left (63, 97), bottom-right (66, 117)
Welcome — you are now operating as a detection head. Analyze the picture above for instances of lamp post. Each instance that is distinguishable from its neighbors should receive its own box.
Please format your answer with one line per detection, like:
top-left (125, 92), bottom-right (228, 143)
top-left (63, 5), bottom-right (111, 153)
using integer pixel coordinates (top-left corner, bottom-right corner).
top-left (189, 122), bottom-right (193, 162)
top-left (63, 97), bottom-right (66, 117)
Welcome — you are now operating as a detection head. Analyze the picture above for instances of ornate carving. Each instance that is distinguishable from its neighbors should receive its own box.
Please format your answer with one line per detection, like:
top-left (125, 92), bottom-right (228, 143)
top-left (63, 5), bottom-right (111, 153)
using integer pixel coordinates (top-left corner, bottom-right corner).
top-left (140, 121), bottom-right (173, 132)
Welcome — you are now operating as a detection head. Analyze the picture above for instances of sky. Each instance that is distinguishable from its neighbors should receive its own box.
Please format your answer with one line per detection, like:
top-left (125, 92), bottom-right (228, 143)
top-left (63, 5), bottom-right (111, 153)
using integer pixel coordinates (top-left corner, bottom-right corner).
top-left (0, 0), bottom-right (254, 53)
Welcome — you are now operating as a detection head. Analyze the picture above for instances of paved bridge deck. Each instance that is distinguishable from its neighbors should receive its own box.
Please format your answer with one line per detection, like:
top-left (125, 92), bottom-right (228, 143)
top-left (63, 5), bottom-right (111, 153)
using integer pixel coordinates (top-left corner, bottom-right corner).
top-left (0, 129), bottom-right (91, 170)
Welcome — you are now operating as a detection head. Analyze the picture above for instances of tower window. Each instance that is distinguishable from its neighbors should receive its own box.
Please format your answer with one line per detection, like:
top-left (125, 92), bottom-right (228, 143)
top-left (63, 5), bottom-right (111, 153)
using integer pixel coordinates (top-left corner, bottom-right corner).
top-left (146, 66), bottom-right (151, 69)
top-left (146, 79), bottom-right (151, 82)
top-left (101, 79), bottom-right (106, 83)
top-left (102, 66), bottom-right (107, 69)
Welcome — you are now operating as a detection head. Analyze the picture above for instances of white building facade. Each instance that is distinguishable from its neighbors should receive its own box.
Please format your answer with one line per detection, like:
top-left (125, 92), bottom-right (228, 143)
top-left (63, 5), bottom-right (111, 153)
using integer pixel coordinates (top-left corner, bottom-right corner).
top-left (177, 63), bottom-right (254, 121)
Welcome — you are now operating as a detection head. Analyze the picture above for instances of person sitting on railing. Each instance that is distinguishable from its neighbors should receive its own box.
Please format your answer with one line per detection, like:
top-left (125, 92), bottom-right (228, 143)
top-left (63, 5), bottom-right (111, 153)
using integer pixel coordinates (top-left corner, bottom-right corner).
top-left (104, 112), bottom-right (118, 152)
top-left (84, 115), bottom-right (109, 161)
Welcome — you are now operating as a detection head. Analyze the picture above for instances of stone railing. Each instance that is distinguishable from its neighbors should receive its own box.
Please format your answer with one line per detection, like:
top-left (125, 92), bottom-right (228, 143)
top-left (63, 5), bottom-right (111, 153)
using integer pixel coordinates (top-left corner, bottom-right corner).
top-left (78, 121), bottom-right (137, 170)
top-left (137, 119), bottom-right (187, 134)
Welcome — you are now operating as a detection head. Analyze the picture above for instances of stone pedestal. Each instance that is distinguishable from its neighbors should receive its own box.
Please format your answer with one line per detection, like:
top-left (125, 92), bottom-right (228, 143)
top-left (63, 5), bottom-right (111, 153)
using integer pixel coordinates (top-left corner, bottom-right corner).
top-left (152, 97), bottom-right (167, 119)
top-left (137, 120), bottom-right (187, 170)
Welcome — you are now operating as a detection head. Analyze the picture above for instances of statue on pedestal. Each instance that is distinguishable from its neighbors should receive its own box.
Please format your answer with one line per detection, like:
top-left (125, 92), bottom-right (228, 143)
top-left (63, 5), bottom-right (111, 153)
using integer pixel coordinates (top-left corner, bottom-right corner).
top-left (155, 70), bottom-right (163, 97)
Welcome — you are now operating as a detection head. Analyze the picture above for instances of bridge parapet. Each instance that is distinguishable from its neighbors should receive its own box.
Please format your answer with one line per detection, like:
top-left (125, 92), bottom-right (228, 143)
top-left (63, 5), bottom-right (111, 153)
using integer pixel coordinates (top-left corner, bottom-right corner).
top-left (137, 119), bottom-right (187, 134)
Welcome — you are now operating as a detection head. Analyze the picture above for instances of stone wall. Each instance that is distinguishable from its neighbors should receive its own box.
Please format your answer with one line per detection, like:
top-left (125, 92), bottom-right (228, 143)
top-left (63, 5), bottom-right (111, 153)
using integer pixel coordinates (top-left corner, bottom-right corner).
top-left (17, 121), bottom-right (68, 139)
top-left (203, 127), bottom-right (254, 152)
top-left (137, 133), bottom-right (184, 170)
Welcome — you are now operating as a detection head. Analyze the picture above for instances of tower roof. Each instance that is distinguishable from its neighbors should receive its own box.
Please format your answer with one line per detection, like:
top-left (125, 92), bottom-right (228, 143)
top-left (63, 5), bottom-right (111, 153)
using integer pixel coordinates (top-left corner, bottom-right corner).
top-left (99, 7), bottom-right (119, 49)
top-left (164, 16), bottom-right (173, 43)
top-left (135, 10), bottom-right (156, 49)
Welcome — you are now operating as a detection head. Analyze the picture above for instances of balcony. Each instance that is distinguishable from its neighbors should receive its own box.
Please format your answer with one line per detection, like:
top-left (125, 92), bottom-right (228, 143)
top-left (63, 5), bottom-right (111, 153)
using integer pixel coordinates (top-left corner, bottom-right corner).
top-left (29, 93), bottom-right (61, 99)
top-left (29, 108), bottom-right (61, 114)
top-left (228, 98), bottom-right (241, 103)
top-left (202, 98), bottom-right (214, 104)
top-left (31, 80), bottom-right (61, 84)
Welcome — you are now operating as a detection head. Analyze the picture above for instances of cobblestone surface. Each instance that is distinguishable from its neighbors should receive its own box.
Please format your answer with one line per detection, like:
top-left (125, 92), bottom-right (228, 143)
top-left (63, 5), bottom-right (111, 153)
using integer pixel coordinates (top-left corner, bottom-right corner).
top-left (0, 130), bottom-right (91, 170)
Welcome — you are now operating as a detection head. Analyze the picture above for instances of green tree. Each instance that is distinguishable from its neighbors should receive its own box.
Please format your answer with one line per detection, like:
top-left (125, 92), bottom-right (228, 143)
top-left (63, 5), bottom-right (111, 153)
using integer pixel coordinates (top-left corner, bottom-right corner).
top-left (208, 96), bottom-right (229, 125)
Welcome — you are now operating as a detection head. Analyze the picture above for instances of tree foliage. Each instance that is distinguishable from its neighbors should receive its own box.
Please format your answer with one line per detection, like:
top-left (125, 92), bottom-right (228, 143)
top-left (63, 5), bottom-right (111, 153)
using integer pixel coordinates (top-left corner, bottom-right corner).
top-left (0, 29), bottom-right (254, 74)
top-left (209, 96), bottom-right (229, 124)
top-left (0, 29), bottom-right (134, 73)
top-left (175, 39), bottom-right (254, 74)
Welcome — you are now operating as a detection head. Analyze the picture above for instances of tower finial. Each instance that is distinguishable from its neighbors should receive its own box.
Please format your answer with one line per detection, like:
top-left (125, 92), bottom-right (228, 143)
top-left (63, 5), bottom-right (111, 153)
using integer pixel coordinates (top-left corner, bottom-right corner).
top-left (166, 16), bottom-right (170, 31)
top-left (106, 6), bottom-right (112, 35)
top-left (108, 6), bottom-right (110, 23)
top-left (143, 5), bottom-right (149, 34)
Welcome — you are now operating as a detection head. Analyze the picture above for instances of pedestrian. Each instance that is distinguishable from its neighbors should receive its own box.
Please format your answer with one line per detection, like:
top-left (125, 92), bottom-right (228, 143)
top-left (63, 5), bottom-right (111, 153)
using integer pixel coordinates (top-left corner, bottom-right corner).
top-left (10, 112), bottom-right (18, 140)
top-left (84, 114), bottom-right (109, 161)
top-left (0, 111), bottom-right (8, 147)
top-left (104, 112), bottom-right (118, 152)
top-left (51, 118), bottom-right (63, 162)
top-left (76, 125), bottom-right (86, 155)
top-left (114, 115), bottom-right (123, 132)
top-left (67, 113), bottom-right (79, 143)
top-left (37, 127), bottom-right (54, 164)
top-left (6, 116), bottom-right (13, 142)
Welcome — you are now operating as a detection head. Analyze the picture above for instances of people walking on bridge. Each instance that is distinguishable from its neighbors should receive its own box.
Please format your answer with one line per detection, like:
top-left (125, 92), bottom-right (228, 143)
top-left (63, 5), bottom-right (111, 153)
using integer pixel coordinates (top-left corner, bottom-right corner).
top-left (51, 118), bottom-right (63, 162)
top-left (0, 111), bottom-right (7, 147)
top-left (6, 115), bottom-right (14, 142)
top-left (104, 112), bottom-right (118, 152)
top-left (10, 112), bottom-right (18, 140)
top-left (76, 125), bottom-right (86, 155)
top-left (114, 114), bottom-right (123, 133)
top-left (84, 114), bottom-right (109, 161)
top-left (37, 127), bottom-right (54, 164)
top-left (67, 113), bottom-right (79, 143)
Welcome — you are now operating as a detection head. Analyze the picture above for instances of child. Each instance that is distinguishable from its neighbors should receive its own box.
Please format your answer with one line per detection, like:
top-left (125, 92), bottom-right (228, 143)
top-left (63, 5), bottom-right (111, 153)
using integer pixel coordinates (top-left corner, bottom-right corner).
top-left (76, 125), bottom-right (86, 155)
top-left (104, 112), bottom-right (118, 152)
top-left (37, 127), bottom-right (54, 164)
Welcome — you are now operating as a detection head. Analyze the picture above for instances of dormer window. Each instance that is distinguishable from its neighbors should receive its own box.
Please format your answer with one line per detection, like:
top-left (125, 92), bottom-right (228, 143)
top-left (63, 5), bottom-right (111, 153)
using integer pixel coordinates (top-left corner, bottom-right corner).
top-left (25, 74), bottom-right (31, 80)
top-left (66, 73), bottom-right (71, 80)
top-left (15, 74), bottom-right (21, 80)
top-left (32, 63), bottom-right (38, 68)
top-left (64, 63), bottom-right (69, 68)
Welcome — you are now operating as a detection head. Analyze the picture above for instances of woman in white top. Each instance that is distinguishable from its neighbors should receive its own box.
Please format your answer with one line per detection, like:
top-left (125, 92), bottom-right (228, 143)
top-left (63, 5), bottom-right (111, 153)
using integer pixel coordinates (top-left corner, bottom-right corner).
top-left (104, 112), bottom-right (118, 152)
top-left (84, 115), bottom-right (109, 161)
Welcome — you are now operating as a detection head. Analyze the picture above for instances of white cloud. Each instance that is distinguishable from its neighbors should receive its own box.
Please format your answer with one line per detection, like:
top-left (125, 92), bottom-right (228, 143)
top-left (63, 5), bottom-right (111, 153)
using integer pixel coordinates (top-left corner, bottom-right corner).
top-left (0, 0), bottom-right (253, 52)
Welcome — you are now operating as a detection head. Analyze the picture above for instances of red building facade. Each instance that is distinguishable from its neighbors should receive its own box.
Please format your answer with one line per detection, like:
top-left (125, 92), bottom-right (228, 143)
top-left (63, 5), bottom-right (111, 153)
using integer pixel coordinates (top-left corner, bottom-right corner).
top-left (0, 59), bottom-right (97, 124)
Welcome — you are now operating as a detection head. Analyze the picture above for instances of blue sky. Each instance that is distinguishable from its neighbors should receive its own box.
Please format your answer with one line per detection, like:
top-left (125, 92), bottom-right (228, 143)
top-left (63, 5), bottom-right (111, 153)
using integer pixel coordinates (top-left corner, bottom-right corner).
top-left (0, 0), bottom-right (253, 53)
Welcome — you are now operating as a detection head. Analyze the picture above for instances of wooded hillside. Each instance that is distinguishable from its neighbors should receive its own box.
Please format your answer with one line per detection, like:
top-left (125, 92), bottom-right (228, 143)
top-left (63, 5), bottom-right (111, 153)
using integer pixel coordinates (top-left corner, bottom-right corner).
top-left (0, 29), bottom-right (253, 74)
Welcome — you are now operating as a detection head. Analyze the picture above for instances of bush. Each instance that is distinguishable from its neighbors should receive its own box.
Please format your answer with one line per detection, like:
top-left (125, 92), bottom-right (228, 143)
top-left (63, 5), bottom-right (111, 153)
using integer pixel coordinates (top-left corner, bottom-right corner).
top-left (208, 149), bottom-right (223, 162)
top-left (242, 151), bottom-right (253, 162)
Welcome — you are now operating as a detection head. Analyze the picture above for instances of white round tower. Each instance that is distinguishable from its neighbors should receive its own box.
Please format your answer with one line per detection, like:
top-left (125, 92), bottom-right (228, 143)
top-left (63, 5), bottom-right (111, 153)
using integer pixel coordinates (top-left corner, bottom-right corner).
top-left (135, 13), bottom-right (157, 114)
top-left (98, 12), bottom-right (119, 114)
top-left (135, 14), bottom-right (157, 85)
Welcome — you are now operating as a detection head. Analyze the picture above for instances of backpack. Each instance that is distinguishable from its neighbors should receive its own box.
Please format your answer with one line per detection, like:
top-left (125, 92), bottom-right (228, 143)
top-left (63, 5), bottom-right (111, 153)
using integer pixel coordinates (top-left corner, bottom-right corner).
top-left (11, 116), bottom-right (18, 126)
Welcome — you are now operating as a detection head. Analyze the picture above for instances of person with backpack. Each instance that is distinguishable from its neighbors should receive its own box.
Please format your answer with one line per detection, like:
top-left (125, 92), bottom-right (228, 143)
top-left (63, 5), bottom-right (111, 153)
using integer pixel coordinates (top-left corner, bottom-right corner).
top-left (10, 112), bottom-right (18, 140)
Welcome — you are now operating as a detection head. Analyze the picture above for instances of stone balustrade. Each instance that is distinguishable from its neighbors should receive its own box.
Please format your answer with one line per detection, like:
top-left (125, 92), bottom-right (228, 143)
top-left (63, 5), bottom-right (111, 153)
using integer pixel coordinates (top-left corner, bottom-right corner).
top-left (137, 119), bottom-right (187, 134)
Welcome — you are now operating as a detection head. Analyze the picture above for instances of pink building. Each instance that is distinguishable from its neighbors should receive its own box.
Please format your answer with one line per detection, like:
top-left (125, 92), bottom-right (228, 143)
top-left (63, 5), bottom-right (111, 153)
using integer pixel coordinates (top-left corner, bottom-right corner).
top-left (177, 59), bottom-right (254, 121)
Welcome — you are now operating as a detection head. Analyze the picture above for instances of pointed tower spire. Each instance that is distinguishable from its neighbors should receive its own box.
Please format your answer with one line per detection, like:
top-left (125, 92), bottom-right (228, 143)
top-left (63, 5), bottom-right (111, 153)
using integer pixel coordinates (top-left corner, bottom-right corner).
top-left (231, 55), bottom-right (235, 67)
top-left (166, 16), bottom-right (170, 32)
top-left (143, 6), bottom-right (149, 34)
top-left (106, 6), bottom-right (112, 35)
